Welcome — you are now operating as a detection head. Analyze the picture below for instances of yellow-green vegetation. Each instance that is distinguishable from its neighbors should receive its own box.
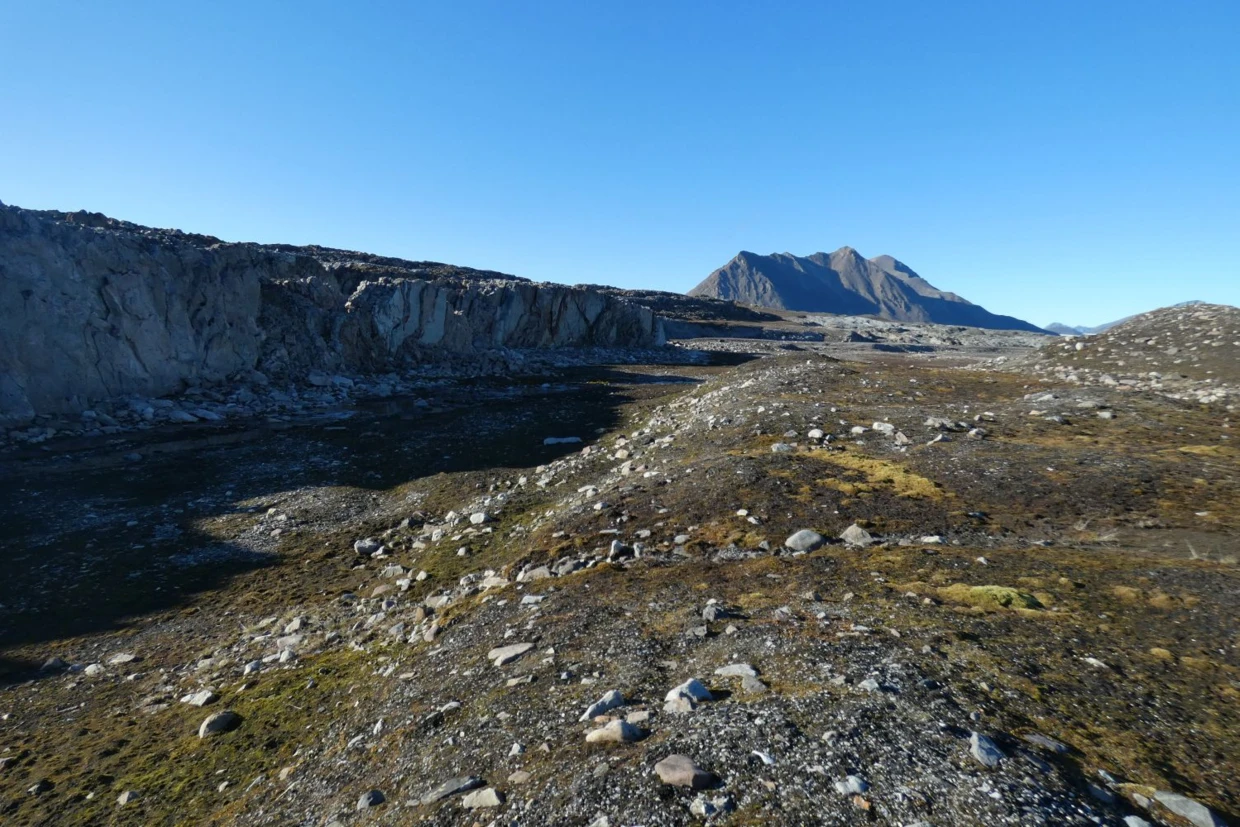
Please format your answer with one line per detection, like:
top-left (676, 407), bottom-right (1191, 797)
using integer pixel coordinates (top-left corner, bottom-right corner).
top-left (937, 583), bottom-right (1042, 611)
top-left (735, 440), bottom-right (947, 501)
top-left (1175, 444), bottom-right (1237, 458)
top-left (14, 647), bottom-right (371, 827)
top-left (123, 666), bottom-right (352, 805)
top-left (815, 451), bottom-right (947, 500)
top-left (900, 581), bottom-right (1046, 613)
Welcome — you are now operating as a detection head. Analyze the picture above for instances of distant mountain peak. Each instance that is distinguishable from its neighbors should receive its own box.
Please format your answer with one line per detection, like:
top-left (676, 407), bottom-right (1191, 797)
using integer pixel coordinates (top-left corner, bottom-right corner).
top-left (688, 249), bottom-right (1045, 333)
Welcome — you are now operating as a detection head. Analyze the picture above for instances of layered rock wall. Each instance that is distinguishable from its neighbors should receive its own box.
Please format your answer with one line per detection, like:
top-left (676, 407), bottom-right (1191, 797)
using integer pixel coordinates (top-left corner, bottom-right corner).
top-left (0, 204), bottom-right (663, 425)
top-left (0, 206), bottom-right (268, 424)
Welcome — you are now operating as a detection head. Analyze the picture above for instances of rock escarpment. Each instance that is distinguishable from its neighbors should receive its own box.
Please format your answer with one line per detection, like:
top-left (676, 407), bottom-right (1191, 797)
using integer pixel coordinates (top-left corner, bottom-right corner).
top-left (0, 205), bottom-right (266, 425)
top-left (0, 203), bottom-right (664, 425)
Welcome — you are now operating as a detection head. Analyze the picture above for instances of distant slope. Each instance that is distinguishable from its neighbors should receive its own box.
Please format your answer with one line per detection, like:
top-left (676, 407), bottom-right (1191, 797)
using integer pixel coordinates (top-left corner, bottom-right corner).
top-left (1032, 302), bottom-right (1240, 386)
top-left (1047, 301), bottom-right (1205, 336)
top-left (1046, 320), bottom-right (1126, 335)
top-left (689, 248), bottom-right (1046, 333)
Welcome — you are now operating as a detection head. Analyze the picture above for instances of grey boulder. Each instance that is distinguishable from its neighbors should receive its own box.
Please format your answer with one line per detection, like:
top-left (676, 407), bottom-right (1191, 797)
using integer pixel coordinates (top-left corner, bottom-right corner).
top-left (198, 710), bottom-right (241, 738)
top-left (420, 776), bottom-right (485, 804)
top-left (356, 789), bottom-right (385, 809)
top-left (969, 731), bottom-right (1004, 767)
top-left (1153, 791), bottom-right (1226, 827)
top-left (840, 523), bottom-right (875, 547)
top-left (784, 529), bottom-right (825, 552)
top-left (654, 754), bottom-right (717, 789)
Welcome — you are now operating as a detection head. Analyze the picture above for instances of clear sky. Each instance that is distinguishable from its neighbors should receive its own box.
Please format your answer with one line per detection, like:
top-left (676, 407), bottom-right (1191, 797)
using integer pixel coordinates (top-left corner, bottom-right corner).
top-left (2, 1), bottom-right (1237, 327)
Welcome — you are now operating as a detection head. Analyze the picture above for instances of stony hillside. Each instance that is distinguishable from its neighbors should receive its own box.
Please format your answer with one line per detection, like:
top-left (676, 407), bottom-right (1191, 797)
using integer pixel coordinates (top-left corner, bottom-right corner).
top-left (1047, 302), bottom-right (1206, 337)
top-left (1002, 303), bottom-right (1240, 406)
top-left (0, 203), bottom-right (663, 427)
top-left (689, 249), bottom-right (1045, 333)
top-left (2, 344), bottom-right (1235, 826)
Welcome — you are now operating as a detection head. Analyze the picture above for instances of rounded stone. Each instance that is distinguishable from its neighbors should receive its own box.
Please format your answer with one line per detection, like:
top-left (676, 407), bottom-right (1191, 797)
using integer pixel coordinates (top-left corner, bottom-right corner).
top-left (784, 529), bottom-right (826, 552)
top-left (585, 719), bottom-right (644, 744)
top-left (654, 754), bottom-right (716, 789)
top-left (198, 710), bottom-right (242, 738)
top-left (357, 789), bottom-right (385, 809)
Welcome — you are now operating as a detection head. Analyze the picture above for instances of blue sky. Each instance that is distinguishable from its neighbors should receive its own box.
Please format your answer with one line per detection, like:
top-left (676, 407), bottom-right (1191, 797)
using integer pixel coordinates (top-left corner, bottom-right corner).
top-left (2, 1), bottom-right (1237, 327)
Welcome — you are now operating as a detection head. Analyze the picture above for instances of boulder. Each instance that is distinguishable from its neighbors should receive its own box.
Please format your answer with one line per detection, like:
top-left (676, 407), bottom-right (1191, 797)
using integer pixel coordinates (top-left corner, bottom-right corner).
top-left (784, 529), bottom-right (826, 552)
top-left (580, 689), bottom-right (625, 721)
top-left (969, 731), bottom-right (1004, 767)
top-left (654, 755), bottom-right (716, 789)
top-left (1152, 791), bottom-right (1226, 827)
top-left (585, 720), bottom-right (644, 744)
top-left (840, 524), bottom-right (874, 547)
top-left (488, 642), bottom-right (535, 666)
top-left (198, 710), bottom-right (241, 738)
top-left (461, 787), bottom-right (505, 809)
top-left (420, 776), bottom-right (485, 805)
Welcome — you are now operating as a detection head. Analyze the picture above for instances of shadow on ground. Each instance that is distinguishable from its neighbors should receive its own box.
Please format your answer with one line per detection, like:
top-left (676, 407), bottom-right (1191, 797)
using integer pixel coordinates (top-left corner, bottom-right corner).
top-left (0, 365), bottom-right (716, 679)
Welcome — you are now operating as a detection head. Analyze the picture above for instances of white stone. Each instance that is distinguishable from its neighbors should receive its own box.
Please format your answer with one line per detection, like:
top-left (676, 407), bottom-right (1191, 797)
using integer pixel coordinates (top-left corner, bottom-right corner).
top-left (488, 642), bottom-right (535, 666)
top-left (585, 719), bottom-right (643, 743)
top-left (840, 524), bottom-right (874, 546)
top-left (461, 787), bottom-right (505, 809)
top-left (580, 689), bottom-right (625, 721)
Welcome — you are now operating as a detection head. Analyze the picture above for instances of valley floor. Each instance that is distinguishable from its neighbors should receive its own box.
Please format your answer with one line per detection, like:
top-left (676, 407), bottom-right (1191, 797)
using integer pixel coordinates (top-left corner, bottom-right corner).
top-left (1, 348), bottom-right (1236, 826)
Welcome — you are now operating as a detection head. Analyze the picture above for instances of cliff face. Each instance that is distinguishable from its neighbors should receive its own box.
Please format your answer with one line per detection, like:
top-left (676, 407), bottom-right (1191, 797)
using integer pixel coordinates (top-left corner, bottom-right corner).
top-left (253, 270), bottom-right (665, 377)
top-left (0, 204), bottom-right (663, 425)
top-left (0, 206), bottom-right (269, 425)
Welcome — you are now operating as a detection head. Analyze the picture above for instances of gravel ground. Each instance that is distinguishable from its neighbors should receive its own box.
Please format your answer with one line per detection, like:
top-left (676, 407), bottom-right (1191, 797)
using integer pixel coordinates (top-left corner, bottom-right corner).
top-left (1, 342), bottom-right (1236, 827)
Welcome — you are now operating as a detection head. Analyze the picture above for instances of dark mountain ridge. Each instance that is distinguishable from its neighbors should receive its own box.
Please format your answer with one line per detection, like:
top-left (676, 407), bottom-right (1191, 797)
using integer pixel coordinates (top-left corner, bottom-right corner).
top-left (689, 248), bottom-right (1046, 333)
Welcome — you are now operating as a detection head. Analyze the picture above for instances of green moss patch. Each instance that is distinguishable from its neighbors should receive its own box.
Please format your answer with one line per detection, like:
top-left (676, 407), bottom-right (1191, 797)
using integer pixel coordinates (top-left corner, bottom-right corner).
top-left (936, 584), bottom-right (1043, 611)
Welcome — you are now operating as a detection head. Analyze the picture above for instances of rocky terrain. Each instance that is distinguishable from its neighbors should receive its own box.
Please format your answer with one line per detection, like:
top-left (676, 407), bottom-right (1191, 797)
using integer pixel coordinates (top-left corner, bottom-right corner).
top-left (0, 203), bottom-right (663, 427)
top-left (995, 303), bottom-right (1240, 408)
top-left (1, 302), bottom-right (1236, 826)
top-left (1046, 302), bottom-right (1205, 337)
top-left (664, 309), bottom-right (1051, 367)
top-left (0, 295), bottom-right (1050, 455)
top-left (582, 285), bottom-right (1051, 354)
top-left (584, 288), bottom-right (783, 325)
top-left (0, 236), bottom-right (1056, 457)
top-left (689, 249), bottom-right (1046, 333)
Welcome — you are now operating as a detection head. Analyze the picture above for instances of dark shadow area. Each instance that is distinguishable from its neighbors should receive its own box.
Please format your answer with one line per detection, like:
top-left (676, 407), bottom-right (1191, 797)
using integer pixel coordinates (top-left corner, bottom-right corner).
top-left (0, 364), bottom-right (710, 679)
top-left (871, 343), bottom-right (936, 353)
top-left (699, 350), bottom-right (763, 367)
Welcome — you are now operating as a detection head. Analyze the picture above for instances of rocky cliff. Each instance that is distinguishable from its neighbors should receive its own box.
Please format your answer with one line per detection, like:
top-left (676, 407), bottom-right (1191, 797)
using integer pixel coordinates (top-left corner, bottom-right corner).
top-left (0, 203), bottom-right (664, 425)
